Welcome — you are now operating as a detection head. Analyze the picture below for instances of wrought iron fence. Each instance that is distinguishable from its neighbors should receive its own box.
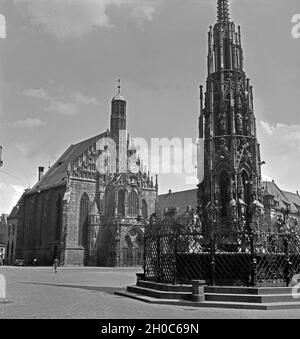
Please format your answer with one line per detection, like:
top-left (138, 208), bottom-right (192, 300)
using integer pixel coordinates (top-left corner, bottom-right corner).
top-left (144, 225), bottom-right (300, 286)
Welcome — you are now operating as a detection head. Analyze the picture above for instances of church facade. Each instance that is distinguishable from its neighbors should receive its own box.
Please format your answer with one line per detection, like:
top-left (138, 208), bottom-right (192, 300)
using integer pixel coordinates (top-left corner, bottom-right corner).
top-left (14, 86), bottom-right (158, 267)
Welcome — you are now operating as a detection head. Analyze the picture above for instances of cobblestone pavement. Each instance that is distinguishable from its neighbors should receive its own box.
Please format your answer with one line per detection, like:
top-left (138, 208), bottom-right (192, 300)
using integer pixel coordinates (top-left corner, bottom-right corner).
top-left (0, 266), bottom-right (300, 319)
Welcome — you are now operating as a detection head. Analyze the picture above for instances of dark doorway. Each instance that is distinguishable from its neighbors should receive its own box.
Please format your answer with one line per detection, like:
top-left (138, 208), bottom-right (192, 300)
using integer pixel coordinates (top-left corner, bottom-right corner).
top-left (120, 228), bottom-right (144, 267)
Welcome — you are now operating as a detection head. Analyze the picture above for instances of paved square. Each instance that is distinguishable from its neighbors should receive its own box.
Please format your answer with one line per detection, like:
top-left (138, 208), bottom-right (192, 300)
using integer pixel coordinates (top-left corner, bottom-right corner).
top-left (0, 266), bottom-right (300, 319)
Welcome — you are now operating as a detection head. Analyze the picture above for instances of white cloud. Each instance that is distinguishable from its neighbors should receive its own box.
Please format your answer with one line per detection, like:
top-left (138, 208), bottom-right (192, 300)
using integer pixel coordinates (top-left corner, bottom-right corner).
top-left (13, 118), bottom-right (47, 128)
top-left (45, 100), bottom-right (78, 116)
top-left (23, 86), bottom-right (98, 116)
top-left (130, 1), bottom-right (157, 26)
top-left (15, 0), bottom-right (160, 39)
top-left (258, 121), bottom-right (300, 191)
top-left (0, 182), bottom-right (24, 214)
top-left (23, 88), bottom-right (49, 101)
top-left (70, 92), bottom-right (99, 105)
top-left (0, 13), bottom-right (6, 39)
top-left (260, 121), bottom-right (274, 136)
top-left (15, 142), bottom-right (32, 157)
top-left (259, 121), bottom-right (300, 152)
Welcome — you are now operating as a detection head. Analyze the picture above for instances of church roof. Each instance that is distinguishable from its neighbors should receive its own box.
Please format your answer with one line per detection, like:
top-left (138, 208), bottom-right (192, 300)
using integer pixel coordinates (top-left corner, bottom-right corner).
top-left (281, 190), bottom-right (300, 214)
top-left (27, 132), bottom-right (107, 195)
top-left (158, 189), bottom-right (198, 215)
top-left (262, 181), bottom-right (289, 203)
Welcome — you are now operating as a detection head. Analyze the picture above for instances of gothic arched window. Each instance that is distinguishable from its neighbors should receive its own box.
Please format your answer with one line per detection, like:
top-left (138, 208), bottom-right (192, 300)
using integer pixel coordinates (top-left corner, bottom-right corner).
top-left (220, 170), bottom-right (230, 218)
top-left (118, 190), bottom-right (125, 216)
top-left (79, 193), bottom-right (90, 247)
top-left (142, 200), bottom-right (148, 220)
top-left (106, 187), bottom-right (115, 217)
top-left (128, 191), bottom-right (139, 216)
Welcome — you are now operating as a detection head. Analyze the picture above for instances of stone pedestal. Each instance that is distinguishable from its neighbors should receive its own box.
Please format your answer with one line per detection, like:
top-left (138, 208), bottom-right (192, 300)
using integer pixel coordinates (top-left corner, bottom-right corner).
top-left (191, 280), bottom-right (206, 302)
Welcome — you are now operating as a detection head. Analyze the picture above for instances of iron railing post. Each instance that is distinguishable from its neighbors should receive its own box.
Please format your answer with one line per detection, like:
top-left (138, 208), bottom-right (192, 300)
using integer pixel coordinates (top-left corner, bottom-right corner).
top-left (210, 233), bottom-right (216, 286)
top-left (284, 236), bottom-right (291, 287)
top-left (143, 234), bottom-right (146, 279)
top-left (157, 233), bottom-right (161, 283)
top-left (173, 231), bottom-right (178, 285)
top-left (250, 232), bottom-right (257, 287)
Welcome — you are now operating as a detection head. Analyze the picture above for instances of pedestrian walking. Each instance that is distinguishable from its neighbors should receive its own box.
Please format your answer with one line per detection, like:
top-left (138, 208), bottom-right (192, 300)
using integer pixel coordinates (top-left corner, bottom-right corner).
top-left (53, 258), bottom-right (59, 273)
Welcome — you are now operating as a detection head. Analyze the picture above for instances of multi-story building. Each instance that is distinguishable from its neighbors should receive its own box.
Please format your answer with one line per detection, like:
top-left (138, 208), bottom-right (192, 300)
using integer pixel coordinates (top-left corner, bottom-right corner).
top-left (158, 181), bottom-right (300, 232)
top-left (262, 181), bottom-right (300, 232)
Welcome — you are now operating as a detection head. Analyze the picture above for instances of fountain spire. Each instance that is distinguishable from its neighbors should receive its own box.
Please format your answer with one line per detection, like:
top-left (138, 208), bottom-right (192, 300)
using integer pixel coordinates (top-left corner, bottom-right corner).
top-left (217, 0), bottom-right (230, 23)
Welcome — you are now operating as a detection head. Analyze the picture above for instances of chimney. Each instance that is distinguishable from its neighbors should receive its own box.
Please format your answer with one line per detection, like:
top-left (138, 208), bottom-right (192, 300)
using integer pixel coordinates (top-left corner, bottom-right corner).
top-left (38, 166), bottom-right (44, 181)
top-left (169, 189), bottom-right (172, 195)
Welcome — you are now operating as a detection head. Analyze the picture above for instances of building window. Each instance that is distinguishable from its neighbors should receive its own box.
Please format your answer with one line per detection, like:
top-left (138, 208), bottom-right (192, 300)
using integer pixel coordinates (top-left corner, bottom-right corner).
top-left (118, 190), bottom-right (125, 216)
top-left (106, 187), bottom-right (115, 217)
top-left (79, 193), bottom-right (90, 247)
top-left (142, 200), bottom-right (148, 220)
top-left (128, 191), bottom-right (139, 216)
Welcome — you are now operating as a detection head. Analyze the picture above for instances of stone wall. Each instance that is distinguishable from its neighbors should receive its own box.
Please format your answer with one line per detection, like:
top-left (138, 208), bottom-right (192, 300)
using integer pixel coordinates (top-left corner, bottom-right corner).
top-left (64, 177), bottom-right (97, 266)
top-left (15, 185), bottom-right (65, 266)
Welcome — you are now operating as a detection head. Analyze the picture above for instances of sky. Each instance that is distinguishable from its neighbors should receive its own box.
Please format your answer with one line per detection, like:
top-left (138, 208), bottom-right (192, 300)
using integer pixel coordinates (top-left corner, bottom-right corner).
top-left (0, 0), bottom-right (300, 214)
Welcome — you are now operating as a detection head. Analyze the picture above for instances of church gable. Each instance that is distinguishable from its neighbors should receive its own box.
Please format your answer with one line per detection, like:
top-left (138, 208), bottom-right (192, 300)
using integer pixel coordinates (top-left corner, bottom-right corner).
top-left (72, 139), bottom-right (101, 181)
top-left (27, 133), bottom-right (107, 197)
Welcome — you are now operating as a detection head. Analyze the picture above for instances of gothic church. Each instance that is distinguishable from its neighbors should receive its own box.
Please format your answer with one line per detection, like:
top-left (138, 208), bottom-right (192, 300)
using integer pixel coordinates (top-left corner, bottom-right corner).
top-left (14, 86), bottom-right (158, 266)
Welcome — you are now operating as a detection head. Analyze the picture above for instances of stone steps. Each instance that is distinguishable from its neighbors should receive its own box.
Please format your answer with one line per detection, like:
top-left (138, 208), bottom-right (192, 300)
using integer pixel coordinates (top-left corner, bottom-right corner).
top-left (137, 280), bottom-right (192, 293)
top-left (205, 286), bottom-right (295, 295)
top-left (114, 280), bottom-right (300, 310)
top-left (127, 285), bottom-right (192, 300)
top-left (115, 290), bottom-right (300, 310)
top-left (205, 293), bottom-right (300, 304)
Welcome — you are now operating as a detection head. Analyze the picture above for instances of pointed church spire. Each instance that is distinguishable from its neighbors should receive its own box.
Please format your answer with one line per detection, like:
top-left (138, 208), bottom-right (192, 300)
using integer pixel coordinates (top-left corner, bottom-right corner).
top-left (217, 0), bottom-right (230, 23)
